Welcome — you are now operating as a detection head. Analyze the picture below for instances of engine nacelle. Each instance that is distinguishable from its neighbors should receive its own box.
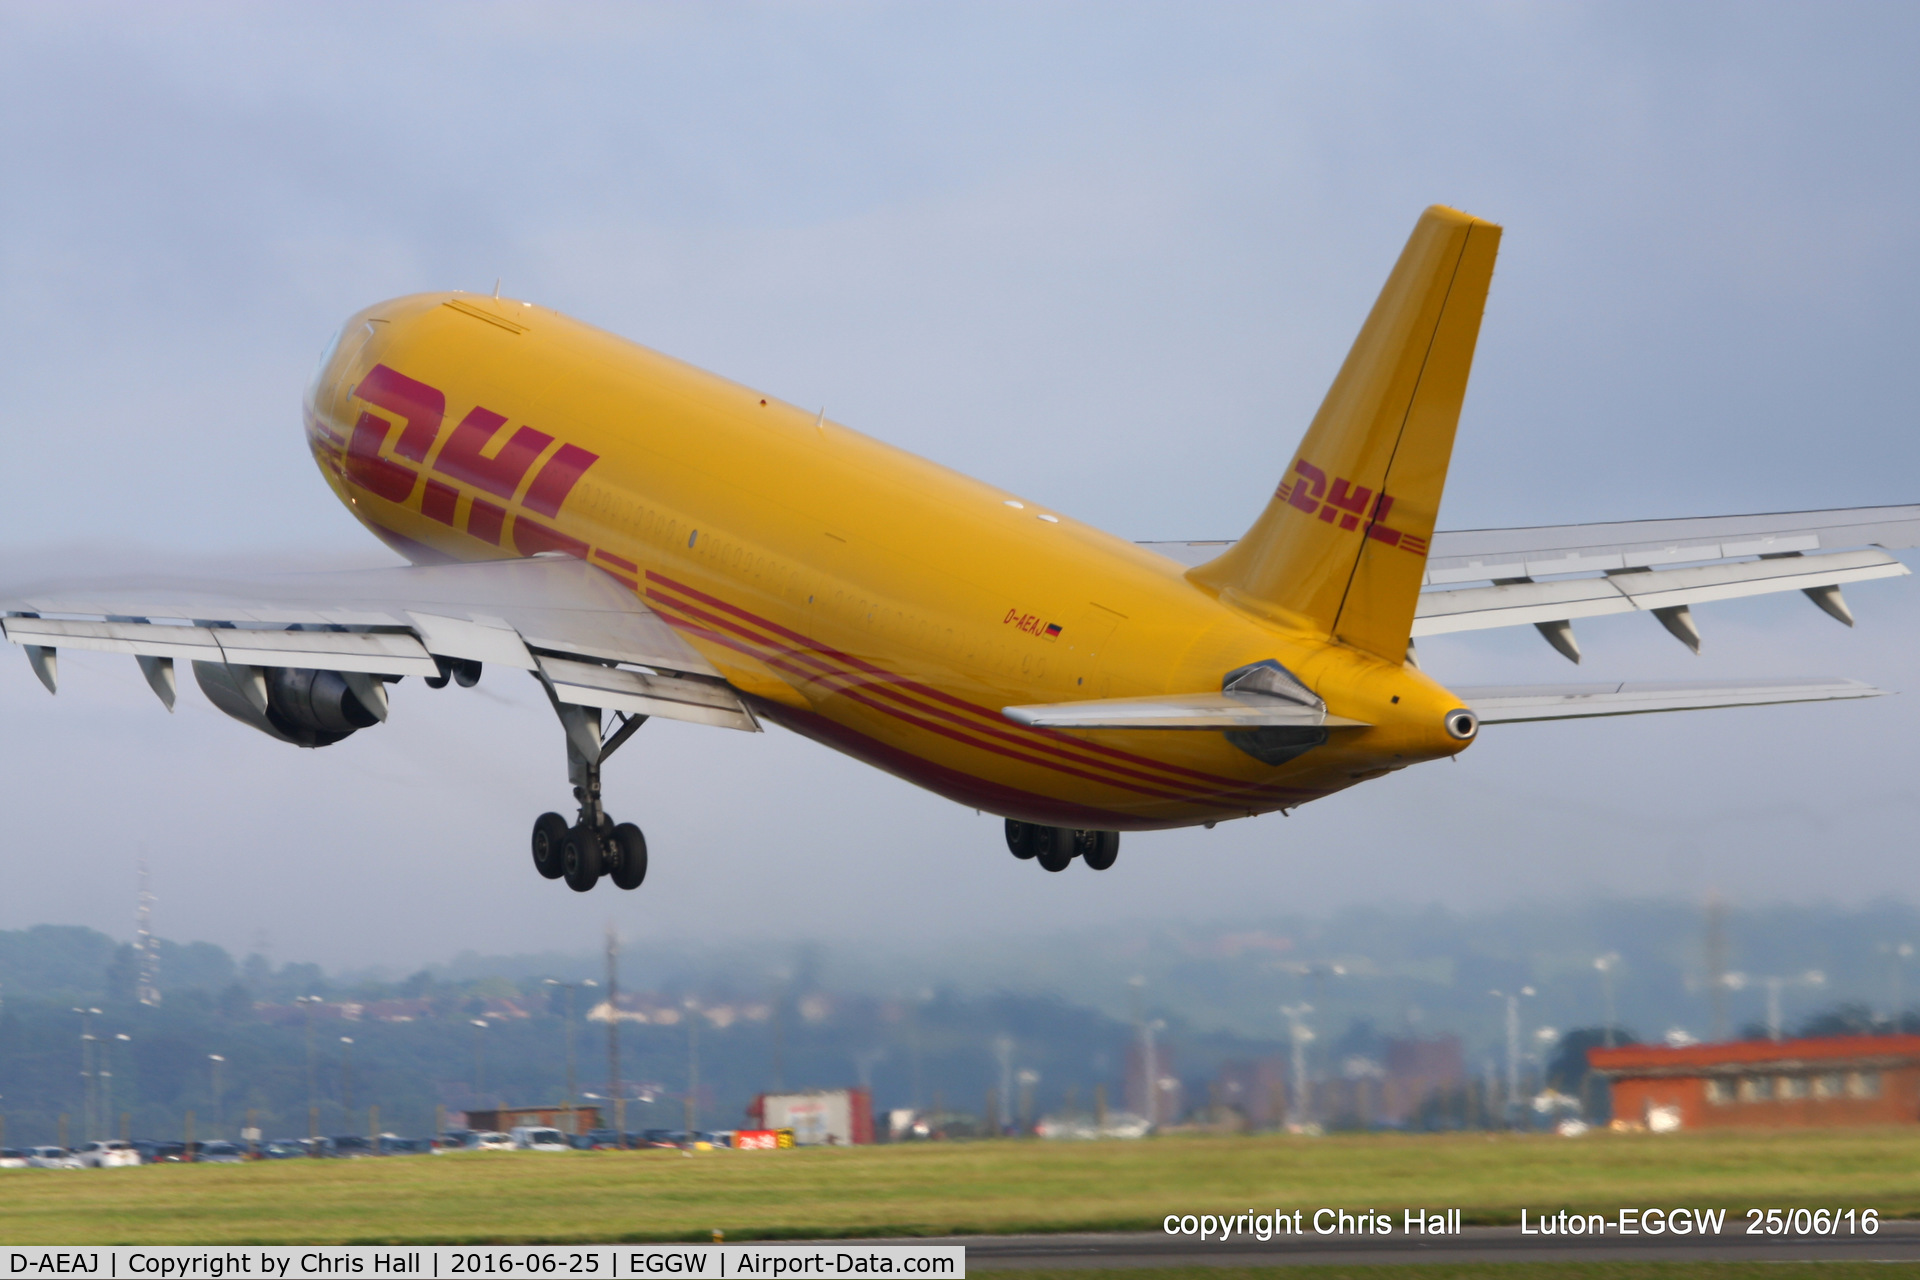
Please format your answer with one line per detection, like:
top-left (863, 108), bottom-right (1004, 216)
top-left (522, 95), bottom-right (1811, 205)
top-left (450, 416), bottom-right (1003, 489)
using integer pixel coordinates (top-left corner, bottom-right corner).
top-left (192, 661), bottom-right (384, 748)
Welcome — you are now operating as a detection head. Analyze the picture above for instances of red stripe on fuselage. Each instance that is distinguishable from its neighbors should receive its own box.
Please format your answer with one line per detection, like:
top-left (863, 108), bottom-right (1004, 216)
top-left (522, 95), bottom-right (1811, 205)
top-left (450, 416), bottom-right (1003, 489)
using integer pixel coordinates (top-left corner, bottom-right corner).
top-left (646, 593), bottom-right (1199, 803)
top-left (644, 571), bottom-right (1290, 796)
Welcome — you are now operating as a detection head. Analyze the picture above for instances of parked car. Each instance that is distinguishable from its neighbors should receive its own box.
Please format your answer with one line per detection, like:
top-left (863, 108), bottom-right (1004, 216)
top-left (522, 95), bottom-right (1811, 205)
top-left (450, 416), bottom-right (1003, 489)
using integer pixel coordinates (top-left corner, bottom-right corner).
top-left (75, 1140), bottom-right (140, 1168)
top-left (330, 1135), bottom-right (373, 1157)
top-left (465, 1130), bottom-right (514, 1151)
top-left (574, 1128), bottom-right (629, 1149)
top-left (25, 1146), bottom-right (79, 1169)
top-left (377, 1137), bottom-right (433, 1156)
top-left (510, 1126), bottom-right (569, 1151)
top-left (0, 1148), bottom-right (29, 1169)
top-left (196, 1141), bottom-right (246, 1164)
top-left (135, 1140), bottom-right (189, 1163)
top-left (260, 1140), bottom-right (308, 1160)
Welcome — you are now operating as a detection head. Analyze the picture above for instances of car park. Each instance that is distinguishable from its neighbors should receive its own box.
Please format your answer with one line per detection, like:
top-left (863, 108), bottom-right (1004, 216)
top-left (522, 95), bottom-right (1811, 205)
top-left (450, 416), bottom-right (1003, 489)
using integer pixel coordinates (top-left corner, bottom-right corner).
top-left (75, 1140), bottom-right (141, 1168)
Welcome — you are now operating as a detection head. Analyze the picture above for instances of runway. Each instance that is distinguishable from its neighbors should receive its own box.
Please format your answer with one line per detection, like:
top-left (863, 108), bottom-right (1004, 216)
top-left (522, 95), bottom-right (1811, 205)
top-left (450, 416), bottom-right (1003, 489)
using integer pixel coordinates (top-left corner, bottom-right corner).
top-left (852, 1220), bottom-right (1920, 1268)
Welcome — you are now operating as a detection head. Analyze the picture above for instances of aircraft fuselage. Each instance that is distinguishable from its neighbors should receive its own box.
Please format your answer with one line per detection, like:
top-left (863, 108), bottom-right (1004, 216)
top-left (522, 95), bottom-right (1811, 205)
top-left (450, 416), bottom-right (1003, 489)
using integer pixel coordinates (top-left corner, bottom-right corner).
top-left (305, 291), bottom-right (1469, 830)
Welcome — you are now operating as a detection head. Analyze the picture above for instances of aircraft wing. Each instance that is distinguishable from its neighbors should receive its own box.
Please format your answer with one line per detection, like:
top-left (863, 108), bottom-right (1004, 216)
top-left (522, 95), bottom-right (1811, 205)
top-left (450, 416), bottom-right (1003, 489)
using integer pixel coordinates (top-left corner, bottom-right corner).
top-left (1142, 504), bottom-right (1920, 660)
top-left (0, 556), bottom-right (758, 731)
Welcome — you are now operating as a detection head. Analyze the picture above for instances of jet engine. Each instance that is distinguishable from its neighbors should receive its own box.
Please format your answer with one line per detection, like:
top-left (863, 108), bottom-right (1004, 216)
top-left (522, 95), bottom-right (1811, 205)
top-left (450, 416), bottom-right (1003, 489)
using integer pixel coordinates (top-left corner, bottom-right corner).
top-left (192, 660), bottom-right (387, 748)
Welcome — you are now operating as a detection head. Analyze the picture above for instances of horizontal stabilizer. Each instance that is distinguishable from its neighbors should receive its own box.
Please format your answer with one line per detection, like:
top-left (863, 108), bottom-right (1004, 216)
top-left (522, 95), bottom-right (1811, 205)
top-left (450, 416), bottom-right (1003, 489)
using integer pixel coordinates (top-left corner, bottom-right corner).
top-left (1004, 692), bottom-right (1369, 731)
top-left (1459, 677), bottom-right (1883, 723)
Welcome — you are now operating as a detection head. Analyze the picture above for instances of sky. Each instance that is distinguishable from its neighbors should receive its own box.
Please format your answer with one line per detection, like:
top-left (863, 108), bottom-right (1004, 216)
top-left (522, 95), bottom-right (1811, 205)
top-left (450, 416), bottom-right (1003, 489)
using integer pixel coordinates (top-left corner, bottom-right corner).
top-left (2, 2), bottom-right (1919, 971)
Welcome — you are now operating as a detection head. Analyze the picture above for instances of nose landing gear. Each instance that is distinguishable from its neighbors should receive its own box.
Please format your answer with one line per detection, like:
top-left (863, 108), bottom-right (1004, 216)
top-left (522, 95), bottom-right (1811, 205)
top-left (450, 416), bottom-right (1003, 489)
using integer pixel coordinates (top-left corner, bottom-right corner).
top-left (1004, 819), bottom-right (1119, 872)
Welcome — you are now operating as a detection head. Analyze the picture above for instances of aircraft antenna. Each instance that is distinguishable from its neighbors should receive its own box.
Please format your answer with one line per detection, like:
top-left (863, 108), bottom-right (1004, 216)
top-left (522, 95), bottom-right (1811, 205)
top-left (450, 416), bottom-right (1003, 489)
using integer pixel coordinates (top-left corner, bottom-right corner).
top-left (493, 278), bottom-right (502, 299)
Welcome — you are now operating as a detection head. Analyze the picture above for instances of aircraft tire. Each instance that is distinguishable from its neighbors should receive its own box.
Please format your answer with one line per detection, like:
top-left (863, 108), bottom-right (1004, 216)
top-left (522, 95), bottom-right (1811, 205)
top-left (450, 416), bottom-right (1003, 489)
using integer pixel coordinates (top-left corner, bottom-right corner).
top-left (608, 823), bottom-right (648, 890)
top-left (1036, 827), bottom-right (1075, 872)
top-left (531, 812), bottom-right (569, 880)
top-left (1082, 830), bottom-right (1119, 871)
top-left (562, 826), bottom-right (603, 892)
top-left (1004, 819), bottom-right (1038, 859)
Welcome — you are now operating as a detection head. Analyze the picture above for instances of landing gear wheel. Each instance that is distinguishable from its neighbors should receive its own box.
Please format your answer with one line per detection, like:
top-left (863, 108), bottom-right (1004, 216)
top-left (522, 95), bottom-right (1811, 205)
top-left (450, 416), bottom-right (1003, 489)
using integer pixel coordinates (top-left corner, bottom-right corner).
top-left (1005, 819), bottom-right (1037, 860)
top-left (608, 822), bottom-right (648, 890)
top-left (531, 812), bottom-right (569, 880)
top-left (562, 826), bottom-right (603, 892)
top-left (1035, 827), bottom-right (1075, 873)
top-left (1082, 830), bottom-right (1120, 871)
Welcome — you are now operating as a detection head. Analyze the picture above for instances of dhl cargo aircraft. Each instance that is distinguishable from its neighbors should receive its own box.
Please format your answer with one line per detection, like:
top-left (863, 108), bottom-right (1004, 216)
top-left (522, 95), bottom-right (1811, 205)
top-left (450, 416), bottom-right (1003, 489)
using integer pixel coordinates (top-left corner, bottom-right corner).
top-left (6, 206), bottom-right (1915, 889)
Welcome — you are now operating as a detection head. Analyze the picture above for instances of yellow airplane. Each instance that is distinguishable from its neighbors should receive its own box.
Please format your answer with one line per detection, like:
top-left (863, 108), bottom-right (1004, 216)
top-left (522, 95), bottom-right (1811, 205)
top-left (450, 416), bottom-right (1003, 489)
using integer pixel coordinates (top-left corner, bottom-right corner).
top-left (5, 207), bottom-right (1912, 888)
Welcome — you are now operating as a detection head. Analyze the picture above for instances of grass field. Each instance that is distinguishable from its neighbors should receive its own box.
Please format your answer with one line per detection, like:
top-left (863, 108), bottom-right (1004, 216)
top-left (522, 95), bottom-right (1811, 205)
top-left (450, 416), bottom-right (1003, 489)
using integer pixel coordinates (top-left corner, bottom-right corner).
top-left (0, 1129), bottom-right (1916, 1245)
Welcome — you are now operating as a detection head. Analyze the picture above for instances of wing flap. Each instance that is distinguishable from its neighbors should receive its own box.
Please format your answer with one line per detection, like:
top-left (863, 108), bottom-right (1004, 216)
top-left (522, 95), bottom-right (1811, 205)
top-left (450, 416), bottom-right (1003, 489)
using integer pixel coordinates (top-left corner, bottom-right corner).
top-left (2, 618), bottom-right (224, 663)
top-left (1411, 548), bottom-right (1907, 637)
top-left (0, 617), bottom-right (440, 677)
top-left (1461, 677), bottom-right (1883, 723)
top-left (536, 655), bottom-right (758, 732)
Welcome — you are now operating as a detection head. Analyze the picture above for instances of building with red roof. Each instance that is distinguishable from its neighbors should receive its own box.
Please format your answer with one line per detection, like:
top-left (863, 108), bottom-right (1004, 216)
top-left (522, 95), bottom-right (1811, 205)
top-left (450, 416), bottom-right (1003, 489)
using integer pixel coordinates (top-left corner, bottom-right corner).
top-left (1590, 1035), bottom-right (1920, 1130)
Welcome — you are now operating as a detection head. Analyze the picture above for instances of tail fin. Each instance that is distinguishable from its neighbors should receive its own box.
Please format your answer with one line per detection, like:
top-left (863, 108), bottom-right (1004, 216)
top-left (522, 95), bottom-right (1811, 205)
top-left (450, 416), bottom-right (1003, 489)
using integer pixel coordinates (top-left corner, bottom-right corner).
top-left (1189, 206), bottom-right (1501, 662)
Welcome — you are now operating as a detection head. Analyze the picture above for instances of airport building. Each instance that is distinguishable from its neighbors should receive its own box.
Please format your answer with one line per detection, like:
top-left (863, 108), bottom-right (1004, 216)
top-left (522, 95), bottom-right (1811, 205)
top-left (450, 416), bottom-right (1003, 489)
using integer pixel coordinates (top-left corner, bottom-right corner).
top-left (1590, 1034), bottom-right (1920, 1129)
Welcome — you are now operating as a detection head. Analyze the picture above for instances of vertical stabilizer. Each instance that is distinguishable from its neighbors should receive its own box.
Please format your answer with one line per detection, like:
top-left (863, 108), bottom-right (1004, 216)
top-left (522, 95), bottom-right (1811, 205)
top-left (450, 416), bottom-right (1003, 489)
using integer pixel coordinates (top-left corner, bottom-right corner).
top-left (1189, 206), bottom-right (1501, 661)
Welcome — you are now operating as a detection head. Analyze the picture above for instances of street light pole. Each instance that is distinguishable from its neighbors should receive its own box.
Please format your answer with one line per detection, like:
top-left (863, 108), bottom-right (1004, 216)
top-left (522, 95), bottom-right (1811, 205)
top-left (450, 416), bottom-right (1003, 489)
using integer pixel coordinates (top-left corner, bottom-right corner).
top-left (604, 925), bottom-right (622, 1140)
top-left (105, 1033), bottom-right (129, 1138)
top-left (1594, 954), bottom-right (1620, 1048)
top-left (1890, 943), bottom-right (1913, 1032)
top-left (684, 998), bottom-right (701, 1136)
top-left (209, 1055), bottom-right (225, 1138)
top-left (544, 978), bottom-right (597, 1135)
top-left (73, 1007), bottom-right (100, 1141)
top-left (338, 1039), bottom-right (353, 1127)
top-left (471, 1020), bottom-right (488, 1111)
top-left (1280, 1004), bottom-right (1313, 1129)
top-left (1757, 970), bottom-right (1825, 1042)
top-left (296, 996), bottom-right (321, 1136)
top-left (1490, 987), bottom-right (1535, 1120)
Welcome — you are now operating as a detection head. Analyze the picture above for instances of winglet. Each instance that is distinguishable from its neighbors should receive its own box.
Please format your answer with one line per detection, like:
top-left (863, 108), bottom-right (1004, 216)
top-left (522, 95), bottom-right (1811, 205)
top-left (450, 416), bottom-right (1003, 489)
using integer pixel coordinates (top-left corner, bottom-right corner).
top-left (1189, 206), bottom-right (1501, 661)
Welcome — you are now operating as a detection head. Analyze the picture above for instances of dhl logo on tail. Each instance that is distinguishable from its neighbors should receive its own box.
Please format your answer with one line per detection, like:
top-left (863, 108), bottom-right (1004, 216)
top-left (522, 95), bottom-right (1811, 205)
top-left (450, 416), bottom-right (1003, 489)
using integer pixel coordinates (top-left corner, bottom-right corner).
top-left (1275, 458), bottom-right (1429, 557)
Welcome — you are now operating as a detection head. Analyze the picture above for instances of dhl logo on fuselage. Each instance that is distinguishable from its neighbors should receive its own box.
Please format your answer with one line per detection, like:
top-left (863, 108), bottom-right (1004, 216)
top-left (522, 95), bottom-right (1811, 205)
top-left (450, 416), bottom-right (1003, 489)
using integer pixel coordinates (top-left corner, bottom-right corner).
top-left (1274, 457), bottom-right (1428, 557)
top-left (340, 363), bottom-right (598, 558)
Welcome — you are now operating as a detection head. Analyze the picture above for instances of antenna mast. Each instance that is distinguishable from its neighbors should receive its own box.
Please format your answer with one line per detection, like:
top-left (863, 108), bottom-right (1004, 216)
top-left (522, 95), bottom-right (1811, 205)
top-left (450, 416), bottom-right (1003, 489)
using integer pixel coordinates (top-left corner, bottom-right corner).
top-left (136, 862), bottom-right (161, 1007)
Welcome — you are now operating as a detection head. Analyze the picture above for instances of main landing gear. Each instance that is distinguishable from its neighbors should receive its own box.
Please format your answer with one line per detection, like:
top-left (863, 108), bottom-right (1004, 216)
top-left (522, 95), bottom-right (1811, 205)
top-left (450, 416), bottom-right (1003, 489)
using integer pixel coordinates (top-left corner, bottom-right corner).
top-left (531, 695), bottom-right (650, 892)
top-left (1005, 820), bottom-right (1119, 873)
